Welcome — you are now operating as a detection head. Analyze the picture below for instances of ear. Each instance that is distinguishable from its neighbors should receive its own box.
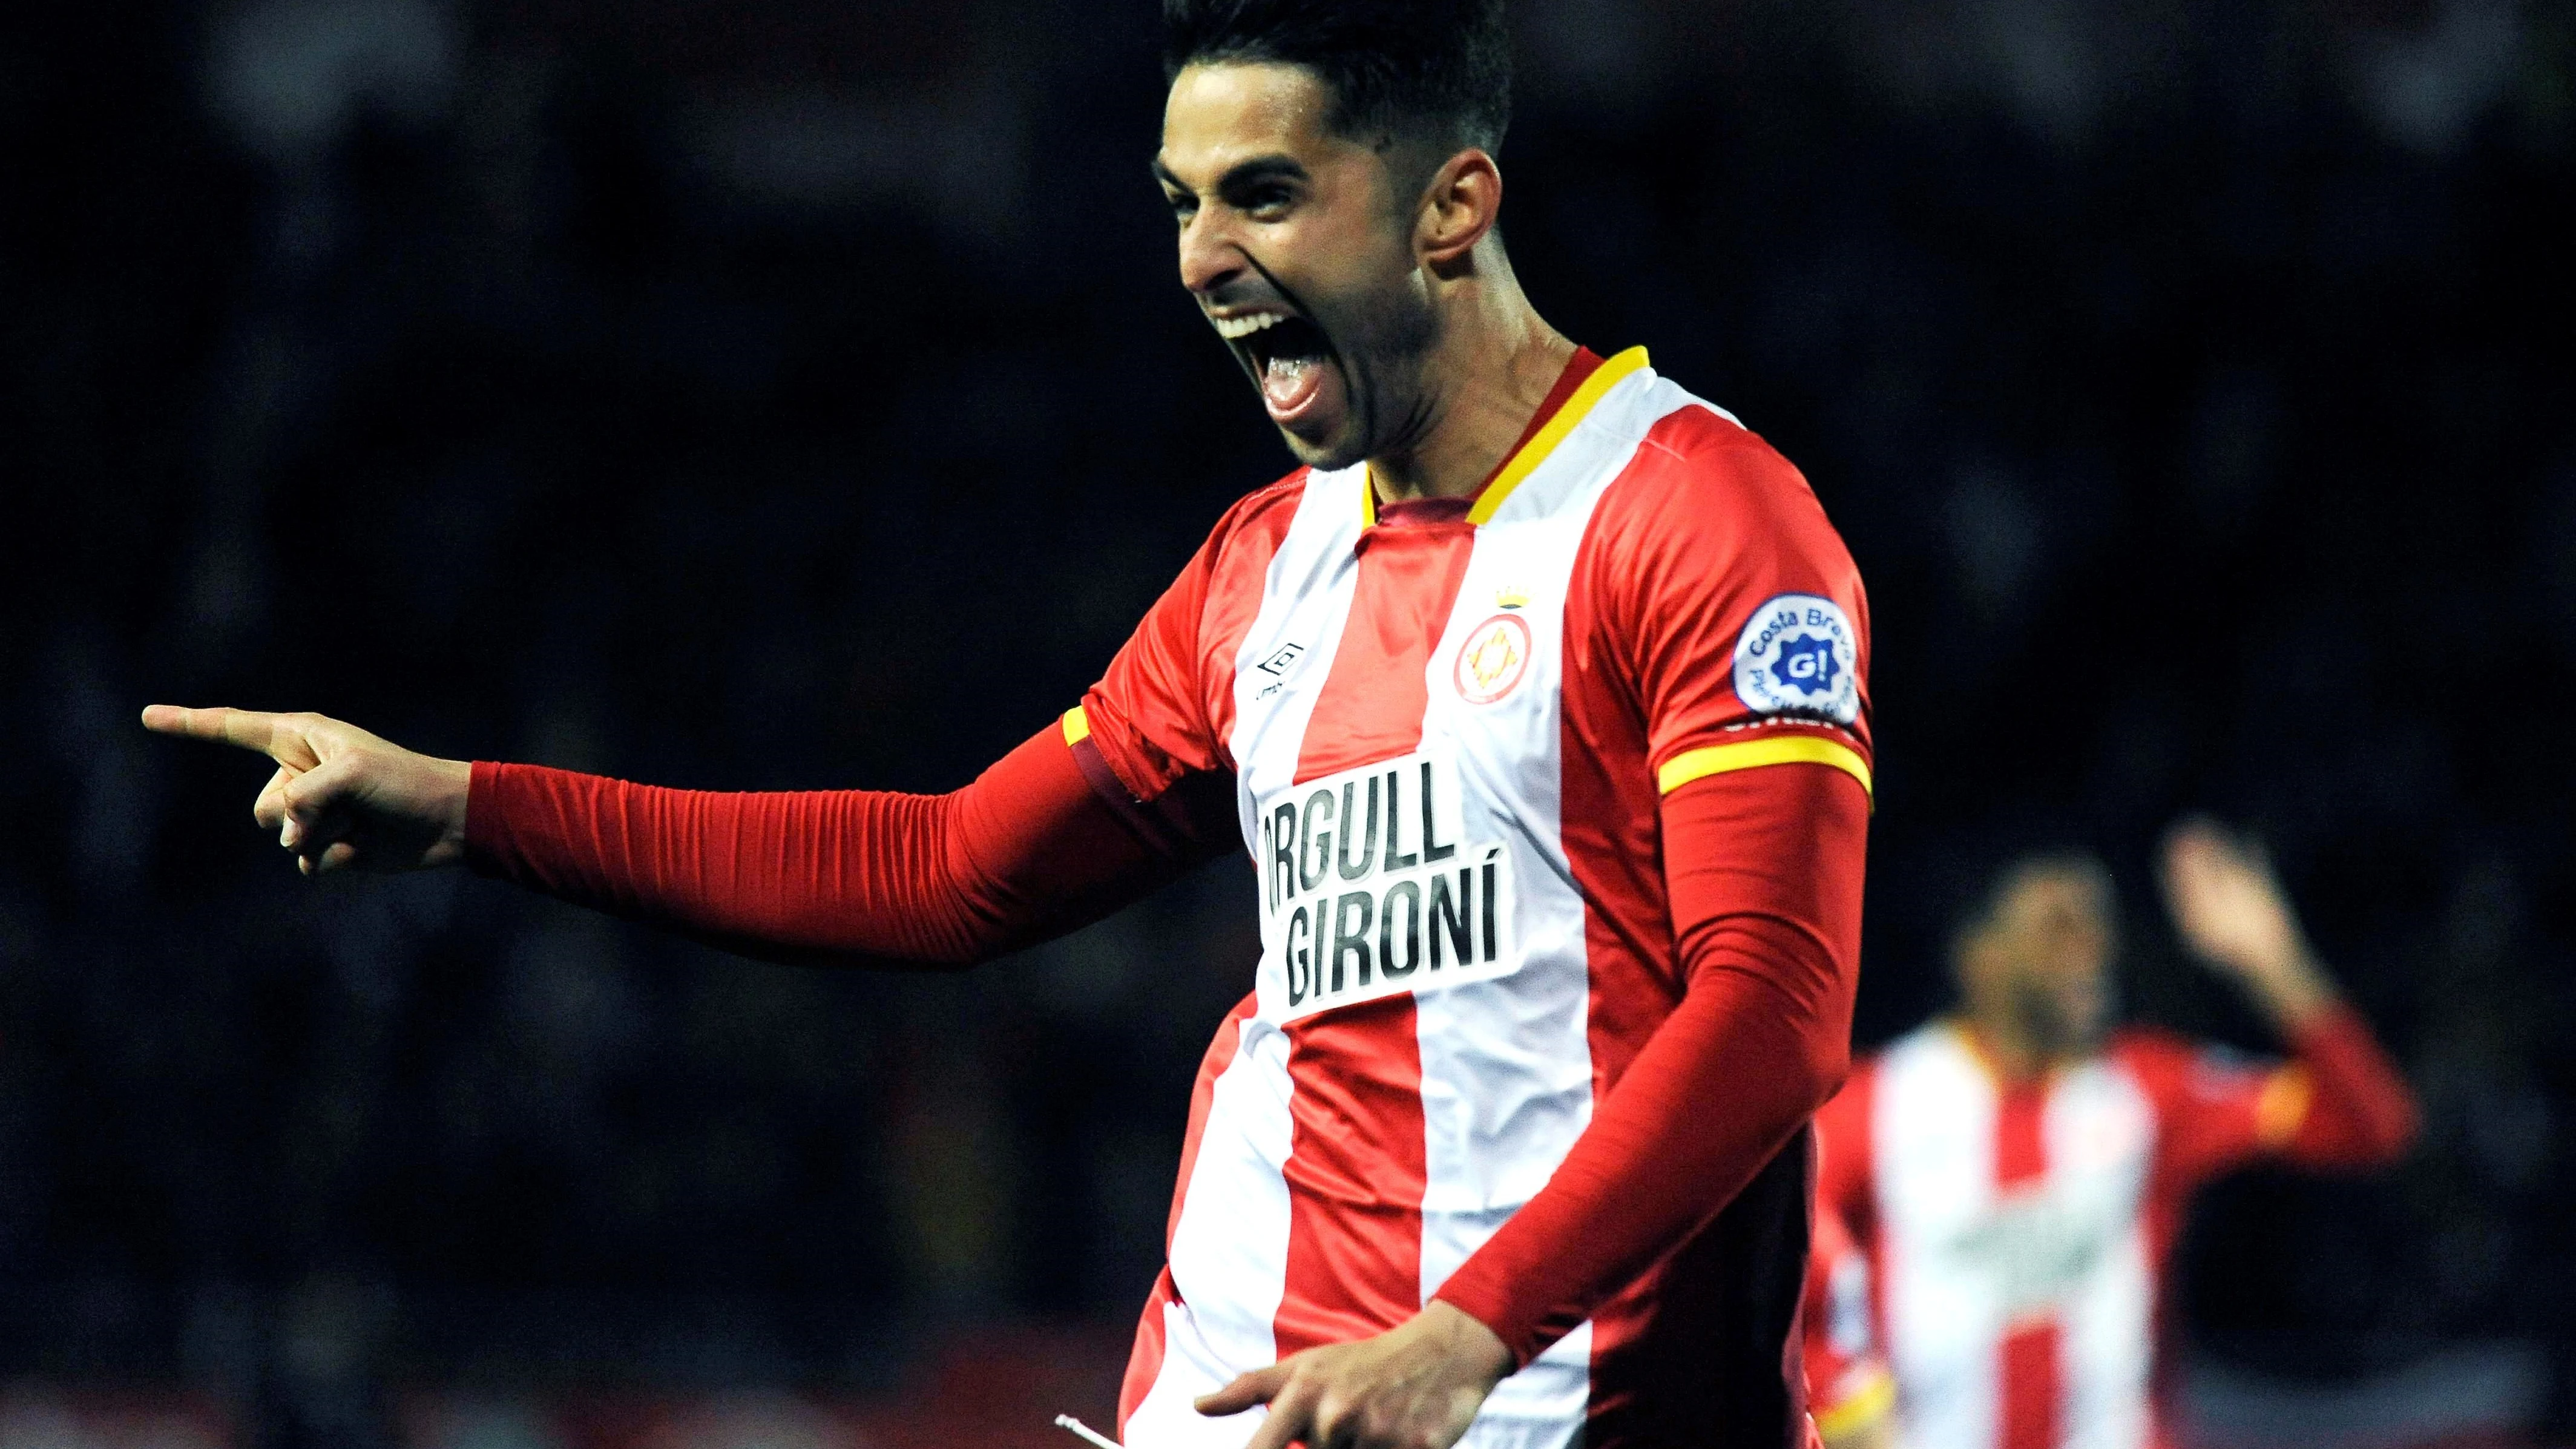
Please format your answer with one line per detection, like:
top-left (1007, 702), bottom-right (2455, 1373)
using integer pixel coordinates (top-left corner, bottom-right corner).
top-left (1414, 148), bottom-right (1501, 275)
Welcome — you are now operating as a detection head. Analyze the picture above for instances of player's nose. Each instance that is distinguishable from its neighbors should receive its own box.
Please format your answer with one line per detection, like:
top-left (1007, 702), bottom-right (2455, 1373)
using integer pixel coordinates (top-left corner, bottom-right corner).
top-left (1176, 209), bottom-right (1247, 298)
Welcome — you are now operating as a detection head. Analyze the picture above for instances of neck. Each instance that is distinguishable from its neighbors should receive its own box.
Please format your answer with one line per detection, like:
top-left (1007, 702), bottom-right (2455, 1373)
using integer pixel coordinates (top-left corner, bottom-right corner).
top-left (1367, 245), bottom-right (1575, 504)
top-left (1959, 1016), bottom-right (2063, 1085)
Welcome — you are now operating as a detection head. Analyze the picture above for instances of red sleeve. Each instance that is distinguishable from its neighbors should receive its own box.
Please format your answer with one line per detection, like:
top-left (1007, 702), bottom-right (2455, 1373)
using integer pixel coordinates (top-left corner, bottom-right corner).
top-left (1617, 419), bottom-right (1873, 788)
top-left (1433, 758), bottom-right (1867, 1364)
top-left (2132, 1006), bottom-right (2419, 1191)
top-left (464, 722), bottom-right (1212, 967)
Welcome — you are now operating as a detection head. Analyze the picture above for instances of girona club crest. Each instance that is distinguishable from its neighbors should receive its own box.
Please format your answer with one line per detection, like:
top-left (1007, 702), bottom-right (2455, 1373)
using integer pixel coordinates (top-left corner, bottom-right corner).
top-left (1454, 613), bottom-right (1533, 705)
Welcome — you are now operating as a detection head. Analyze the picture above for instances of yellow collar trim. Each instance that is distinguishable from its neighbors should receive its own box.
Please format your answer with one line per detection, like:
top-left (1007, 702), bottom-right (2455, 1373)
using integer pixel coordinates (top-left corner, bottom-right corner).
top-left (1470, 345), bottom-right (1649, 524)
top-left (1361, 345), bottom-right (1651, 528)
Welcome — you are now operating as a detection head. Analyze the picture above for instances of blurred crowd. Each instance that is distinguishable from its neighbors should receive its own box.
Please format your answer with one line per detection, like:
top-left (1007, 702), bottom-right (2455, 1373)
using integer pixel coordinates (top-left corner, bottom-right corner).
top-left (2, 0), bottom-right (2571, 1444)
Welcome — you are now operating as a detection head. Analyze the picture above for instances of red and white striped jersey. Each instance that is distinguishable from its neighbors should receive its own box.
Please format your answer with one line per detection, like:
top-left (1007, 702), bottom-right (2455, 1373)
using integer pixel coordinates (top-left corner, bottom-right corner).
top-left (1077, 347), bottom-right (1874, 1448)
top-left (1816, 1013), bottom-right (2417, 1449)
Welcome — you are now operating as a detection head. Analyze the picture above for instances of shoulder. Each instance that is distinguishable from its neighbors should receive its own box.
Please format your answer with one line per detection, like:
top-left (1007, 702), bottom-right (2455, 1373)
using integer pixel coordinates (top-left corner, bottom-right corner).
top-left (2110, 1027), bottom-right (2271, 1105)
top-left (2109, 1026), bottom-right (2205, 1079)
top-left (1581, 385), bottom-right (1861, 605)
top-left (1201, 468), bottom-right (1312, 561)
top-left (1872, 1020), bottom-right (1995, 1102)
top-left (1598, 390), bottom-right (1834, 536)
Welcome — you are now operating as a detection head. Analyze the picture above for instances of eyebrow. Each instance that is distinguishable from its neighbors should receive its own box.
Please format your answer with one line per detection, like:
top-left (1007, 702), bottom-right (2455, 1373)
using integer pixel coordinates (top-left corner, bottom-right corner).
top-left (1151, 153), bottom-right (1311, 197)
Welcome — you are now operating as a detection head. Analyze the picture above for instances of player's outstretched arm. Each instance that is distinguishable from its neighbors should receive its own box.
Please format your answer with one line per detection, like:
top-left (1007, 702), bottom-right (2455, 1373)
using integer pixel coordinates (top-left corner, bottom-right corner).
top-left (143, 704), bottom-right (1208, 969)
top-left (2158, 816), bottom-right (2419, 1167)
top-left (140, 706), bottom-right (470, 875)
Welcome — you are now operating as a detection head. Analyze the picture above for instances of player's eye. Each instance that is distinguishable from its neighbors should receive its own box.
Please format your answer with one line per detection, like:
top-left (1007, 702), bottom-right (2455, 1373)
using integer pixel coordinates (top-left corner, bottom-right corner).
top-left (1243, 185), bottom-right (1292, 218)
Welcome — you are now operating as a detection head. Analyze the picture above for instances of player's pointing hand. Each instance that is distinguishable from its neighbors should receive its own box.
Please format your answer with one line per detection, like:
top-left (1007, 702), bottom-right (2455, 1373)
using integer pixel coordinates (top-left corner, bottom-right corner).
top-left (1195, 1300), bottom-right (1511, 1449)
top-left (140, 705), bottom-right (472, 875)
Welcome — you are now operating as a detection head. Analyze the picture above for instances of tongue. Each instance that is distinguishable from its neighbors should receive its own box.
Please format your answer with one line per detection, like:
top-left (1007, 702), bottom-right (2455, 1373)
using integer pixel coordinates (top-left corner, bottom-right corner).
top-left (1261, 353), bottom-right (1327, 418)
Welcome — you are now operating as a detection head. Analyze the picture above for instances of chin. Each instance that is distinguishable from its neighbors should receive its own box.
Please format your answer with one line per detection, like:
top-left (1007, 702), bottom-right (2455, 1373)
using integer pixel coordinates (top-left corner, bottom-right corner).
top-left (1275, 416), bottom-right (1367, 472)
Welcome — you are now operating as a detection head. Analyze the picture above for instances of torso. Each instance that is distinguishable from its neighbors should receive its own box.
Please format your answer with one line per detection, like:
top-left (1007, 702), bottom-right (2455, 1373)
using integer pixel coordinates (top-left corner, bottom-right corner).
top-left (1108, 352), bottom-right (1870, 1449)
top-left (1854, 1025), bottom-right (2175, 1449)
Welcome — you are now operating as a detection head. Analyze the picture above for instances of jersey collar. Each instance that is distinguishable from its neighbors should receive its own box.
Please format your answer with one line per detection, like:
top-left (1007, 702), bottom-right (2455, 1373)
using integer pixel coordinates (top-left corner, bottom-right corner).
top-left (1362, 345), bottom-right (1649, 528)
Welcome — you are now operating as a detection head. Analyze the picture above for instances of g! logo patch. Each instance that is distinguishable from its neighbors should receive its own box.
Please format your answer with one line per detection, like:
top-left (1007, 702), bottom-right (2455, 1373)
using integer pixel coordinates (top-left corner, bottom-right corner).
top-left (1454, 614), bottom-right (1532, 705)
top-left (1732, 593), bottom-right (1858, 724)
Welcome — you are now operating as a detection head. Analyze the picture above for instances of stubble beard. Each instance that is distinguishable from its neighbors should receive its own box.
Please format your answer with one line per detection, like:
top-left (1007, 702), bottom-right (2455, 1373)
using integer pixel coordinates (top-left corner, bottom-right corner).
top-left (1287, 274), bottom-right (1443, 473)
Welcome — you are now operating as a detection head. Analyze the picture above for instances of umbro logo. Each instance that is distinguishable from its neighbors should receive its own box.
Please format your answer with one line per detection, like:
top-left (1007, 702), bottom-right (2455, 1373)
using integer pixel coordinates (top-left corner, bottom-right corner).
top-left (1255, 642), bottom-right (1305, 678)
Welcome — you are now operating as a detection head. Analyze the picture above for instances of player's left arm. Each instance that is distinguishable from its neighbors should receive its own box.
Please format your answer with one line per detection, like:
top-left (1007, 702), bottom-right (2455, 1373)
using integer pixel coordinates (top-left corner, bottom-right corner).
top-left (2154, 817), bottom-right (2420, 1175)
top-left (1426, 426), bottom-right (1871, 1368)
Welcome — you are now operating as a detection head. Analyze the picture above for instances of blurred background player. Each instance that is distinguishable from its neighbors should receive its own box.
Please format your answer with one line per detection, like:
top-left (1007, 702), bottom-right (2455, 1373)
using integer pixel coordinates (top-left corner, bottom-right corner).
top-left (1816, 820), bottom-right (2418, 1449)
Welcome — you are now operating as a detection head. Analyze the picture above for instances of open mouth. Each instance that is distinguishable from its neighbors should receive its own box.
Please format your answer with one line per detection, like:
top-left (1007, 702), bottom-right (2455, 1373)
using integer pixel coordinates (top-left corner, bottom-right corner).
top-left (1216, 310), bottom-right (1338, 423)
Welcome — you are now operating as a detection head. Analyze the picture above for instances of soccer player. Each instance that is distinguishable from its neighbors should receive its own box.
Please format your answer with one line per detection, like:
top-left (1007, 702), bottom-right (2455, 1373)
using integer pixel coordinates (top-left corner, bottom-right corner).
top-left (143, 2), bottom-right (1876, 1445)
top-left (1815, 821), bottom-right (2419, 1449)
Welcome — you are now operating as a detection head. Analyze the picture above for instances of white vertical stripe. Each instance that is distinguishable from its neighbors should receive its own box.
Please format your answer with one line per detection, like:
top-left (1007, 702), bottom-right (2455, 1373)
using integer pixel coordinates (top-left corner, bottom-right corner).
top-left (1132, 1017), bottom-right (1296, 1448)
top-left (2048, 1061), bottom-right (2154, 1449)
top-left (1123, 1294), bottom-right (1265, 1448)
top-left (1877, 1027), bottom-right (2003, 1449)
top-left (1228, 466), bottom-right (1367, 853)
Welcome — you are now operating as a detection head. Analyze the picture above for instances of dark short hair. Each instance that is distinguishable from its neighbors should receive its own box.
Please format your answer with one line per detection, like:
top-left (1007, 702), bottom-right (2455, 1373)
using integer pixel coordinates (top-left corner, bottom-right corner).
top-left (1951, 851), bottom-right (2115, 955)
top-left (1162, 0), bottom-right (1512, 160)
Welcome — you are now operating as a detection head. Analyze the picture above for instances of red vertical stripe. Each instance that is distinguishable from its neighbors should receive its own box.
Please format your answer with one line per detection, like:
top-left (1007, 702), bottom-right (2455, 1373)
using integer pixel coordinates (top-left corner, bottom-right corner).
top-left (1994, 1083), bottom-right (2060, 1449)
top-left (1275, 995), bottom-right (1432, 1352)
top-left (1292, 522), bottom-right (1473, 783)
top-left (1270, 518), bottom-right (1474, 1355)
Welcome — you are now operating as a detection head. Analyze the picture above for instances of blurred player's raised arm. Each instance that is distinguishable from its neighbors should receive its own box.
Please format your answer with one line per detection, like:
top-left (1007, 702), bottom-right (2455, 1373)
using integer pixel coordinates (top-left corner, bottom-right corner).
top-left (141, 516), bottom-right (1255, 969)
top-left (2148, 818), bottom-right (2419, 1180)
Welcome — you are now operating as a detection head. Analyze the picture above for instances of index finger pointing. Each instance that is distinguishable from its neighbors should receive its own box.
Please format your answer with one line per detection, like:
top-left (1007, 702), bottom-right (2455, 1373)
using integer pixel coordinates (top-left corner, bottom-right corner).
top-left (141, 705), bottom-right (297, 763)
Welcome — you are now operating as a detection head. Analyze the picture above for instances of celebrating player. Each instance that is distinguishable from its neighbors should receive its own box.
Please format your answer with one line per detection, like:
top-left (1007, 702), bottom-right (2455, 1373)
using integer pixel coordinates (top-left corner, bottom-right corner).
top-left (1815, 821), bottom-right (2419, 1449)
top-left (143, 1), bottom-right (1876, 1445)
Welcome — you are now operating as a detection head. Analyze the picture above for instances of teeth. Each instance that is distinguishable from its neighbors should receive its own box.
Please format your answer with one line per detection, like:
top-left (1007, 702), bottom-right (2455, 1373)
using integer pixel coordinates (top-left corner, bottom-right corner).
top-left (1214, 312), bottom-right (1286, 340)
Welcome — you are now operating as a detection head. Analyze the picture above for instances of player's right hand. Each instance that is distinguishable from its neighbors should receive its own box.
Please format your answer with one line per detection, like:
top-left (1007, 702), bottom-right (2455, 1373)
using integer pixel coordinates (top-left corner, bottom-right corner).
top-left (2158, 816), bottom-right (2334, 1028)
top-left (140, 705), bottom-right (473, 875)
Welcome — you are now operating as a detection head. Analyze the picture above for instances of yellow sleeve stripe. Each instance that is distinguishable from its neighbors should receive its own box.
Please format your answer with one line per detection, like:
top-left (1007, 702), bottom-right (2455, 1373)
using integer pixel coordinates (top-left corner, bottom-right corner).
top-left (1657, 735), bottom-right (1873, 798)
top-left (1062, 705), bottom-right (1091, 746)
top-left (1814, 1368), bottom-right (1896, 1439)
top-left (1466, 346), bottom-right (1652, 525)
top-left (2255, 1065), bottom-right (2313, 1147)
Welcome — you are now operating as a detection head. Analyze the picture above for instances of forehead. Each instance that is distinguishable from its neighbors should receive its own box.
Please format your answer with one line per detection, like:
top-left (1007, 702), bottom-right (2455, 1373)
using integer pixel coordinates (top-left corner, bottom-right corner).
top-left (1158, 61), bottom-right (1355, 184)
top-left (1997, 869), bottom-right (2112, 930)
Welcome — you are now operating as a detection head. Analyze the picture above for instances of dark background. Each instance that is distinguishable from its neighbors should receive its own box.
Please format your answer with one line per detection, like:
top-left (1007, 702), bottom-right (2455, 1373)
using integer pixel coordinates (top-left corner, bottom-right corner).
top-left (2, 0), bottom-right (2571, 1444)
